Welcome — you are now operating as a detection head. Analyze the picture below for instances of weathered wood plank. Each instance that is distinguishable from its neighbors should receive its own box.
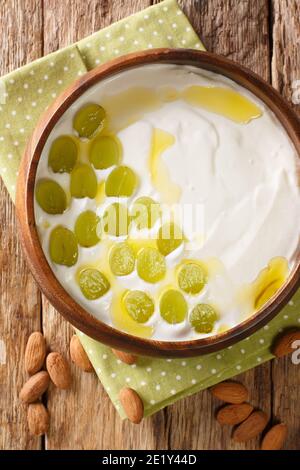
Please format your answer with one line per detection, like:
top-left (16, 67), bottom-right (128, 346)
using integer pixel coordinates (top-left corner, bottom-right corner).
top-left (0, 0), bottom-right (43, 450)
top-left (271, 0), bottom-right (300, 450)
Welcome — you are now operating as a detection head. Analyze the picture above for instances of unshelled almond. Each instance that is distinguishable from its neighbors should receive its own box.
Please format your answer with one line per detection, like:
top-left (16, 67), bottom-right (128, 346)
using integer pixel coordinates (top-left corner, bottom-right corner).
top-left (19, 371), bottom-right (50, 403)
top-left (24, 332), bottom-right (47, 375)
top-left (210, 382), bottom-right (249, 404)
top-left (217, 403), bottom-right (254, 426)
top-left (70, 335), bottom-right (93, 372)
top-left (27, 403), bottom-right (49, 436)
top-left (261, 423), bottom-right (288, 450)
top-left (46, 352), bottom-right (72, 389)
top-left (119, 387), bottom-right (144, 424)
top-left (272, 329), bottom-right (300, 358)
top-left (112, 349), bottom-right (137, 365)
top-left (233, 410), bottom-right (268, 442)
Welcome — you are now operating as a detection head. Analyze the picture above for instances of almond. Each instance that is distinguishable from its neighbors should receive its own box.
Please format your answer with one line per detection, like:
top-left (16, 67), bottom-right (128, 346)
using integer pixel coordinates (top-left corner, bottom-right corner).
top-left (210, 381), bottom-right (249, 404)
top-left (119, 387), bottom-right (144, 424)
top-left (233, 410), bottom-right (268, 442)
top-left (19, 371), bottom-right (50, 403)
top-left (272, 329), bottom-right (300, 358)
top-left (25, 332), bottom-right (46, 375)
top-left (261, 423), bottom-right (288, 450)
top-left (27, 403), bottom-right (49, 436)
top-left (217, 403), bottom-right (254, 426)
top-left (112, 349), bottom-right (137, 365)
top-left (46, 352), bottom-right (72, 389)
top-left (70, 335), bottom-right (93, 372)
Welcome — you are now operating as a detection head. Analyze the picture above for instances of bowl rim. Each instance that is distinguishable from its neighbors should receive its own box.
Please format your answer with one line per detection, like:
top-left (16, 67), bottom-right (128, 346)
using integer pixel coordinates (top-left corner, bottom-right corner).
top-left (16, 48), bottom-right (300, 357)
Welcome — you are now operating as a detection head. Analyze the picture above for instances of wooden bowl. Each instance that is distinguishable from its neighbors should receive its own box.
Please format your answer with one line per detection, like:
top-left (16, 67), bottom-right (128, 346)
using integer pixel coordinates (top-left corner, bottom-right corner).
top-left (16, 49), bottom-right (300, 357)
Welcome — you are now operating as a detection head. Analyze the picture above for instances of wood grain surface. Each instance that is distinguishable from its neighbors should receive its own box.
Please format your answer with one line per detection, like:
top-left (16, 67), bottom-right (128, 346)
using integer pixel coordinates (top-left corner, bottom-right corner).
top-left (0, 0), bottom-right (299, 450)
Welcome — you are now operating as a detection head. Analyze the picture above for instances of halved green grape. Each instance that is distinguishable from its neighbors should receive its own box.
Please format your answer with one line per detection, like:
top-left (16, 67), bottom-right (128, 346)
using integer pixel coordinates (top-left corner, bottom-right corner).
top-left (190, 304), bottom-right (218, 333)
top-left (109, 242), bottom-right (135, 276)
top-left (89, 135), bottom-right (120, 169)
top-left (36, 178), bottom-right (67, 215)
top-left (178, 262), bottom-right (207, 295)
top-left (49, 226), bottom-right (78, 267)
top-left (74, 210), bottom-right (101, 247)
top-left (136, 247), bottom-right (166, 283)
top-left (160, 289), bottom-right (187, 324)
top-left (105, 165), bottom-right (137, 197)
top-left (131, 196), bottom-right (160, 230)
top-left (103, 203), bottom-right (129, 237)
top-left (123, 290), bottom-right (155, 323)
top-left (78, 268), bottom-right (110, 300)
top-left (73, 103), bottom-right (106, 138)
top-left (70, 164), bottom-right (97, 199)
top-left (48, 135), bottom-right (78, 173)
top-left (157, 222), bottom-right (183, 256)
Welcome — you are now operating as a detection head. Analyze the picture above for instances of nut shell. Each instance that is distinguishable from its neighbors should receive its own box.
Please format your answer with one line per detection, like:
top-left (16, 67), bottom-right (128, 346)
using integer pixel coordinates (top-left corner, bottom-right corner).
top-left (261, 423), bottom-right (288, 450)
top-left (112, 349), bottom-right (137, 365)
top-left (272, 329), bottom-right (300, 357)
top-left (217, 403), bottom-right (254, 426)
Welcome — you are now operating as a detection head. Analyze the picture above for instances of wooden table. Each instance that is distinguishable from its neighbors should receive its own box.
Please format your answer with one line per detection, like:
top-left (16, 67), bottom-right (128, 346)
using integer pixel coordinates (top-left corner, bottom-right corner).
top-left (0, 0), bottom-right (299, 450)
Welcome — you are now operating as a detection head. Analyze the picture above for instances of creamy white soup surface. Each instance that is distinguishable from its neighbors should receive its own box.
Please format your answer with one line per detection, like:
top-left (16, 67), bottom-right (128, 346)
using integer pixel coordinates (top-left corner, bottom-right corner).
top-left (34, 64), bottom-right (300, 341)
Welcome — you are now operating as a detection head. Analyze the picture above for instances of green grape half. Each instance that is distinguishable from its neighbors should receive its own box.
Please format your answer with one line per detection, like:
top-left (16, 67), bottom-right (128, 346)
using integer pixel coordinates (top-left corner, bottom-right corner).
top-left (70, 164), bottom-right (97, 199)
top-left (109, 242), bottom-right (135, 276)
top-left (103, 203), bottom-right (129, 237)
top-left (36, 178), bottom-right (67, 215)
top-left (105, 165), bottom-right (137, 197)
top-left (157, 222), bottom-right (183, 256)
top-left (49, 226), bottom-right (78, 267)
top-left (137, 247), bottom-right (166, 283)
top-left (73, 103), bottom-right (106, 138)
top-left (123, 290), bottom-right (155, 323)
top-left (160, 289), bottom-right (187, 324)
top-left (131, 197), bottom-right (160, 230)
top-left (89, 135), bottom-right (120, 169)
top-left (74, 210), bottom-right (101, 247)
top-left (48, 135), bottom-right (78, 173)
top-left (178, 262), bottom-right (207, 295)
top-left (190, 304), bottom-right (218, 334)
top-left (78, 268), bottom-right (110, 300)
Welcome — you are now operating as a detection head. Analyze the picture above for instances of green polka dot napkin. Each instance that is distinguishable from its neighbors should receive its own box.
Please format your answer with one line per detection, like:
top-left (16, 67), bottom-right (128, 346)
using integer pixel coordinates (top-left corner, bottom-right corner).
top-left (0, 0), bottom-right (299, 418)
